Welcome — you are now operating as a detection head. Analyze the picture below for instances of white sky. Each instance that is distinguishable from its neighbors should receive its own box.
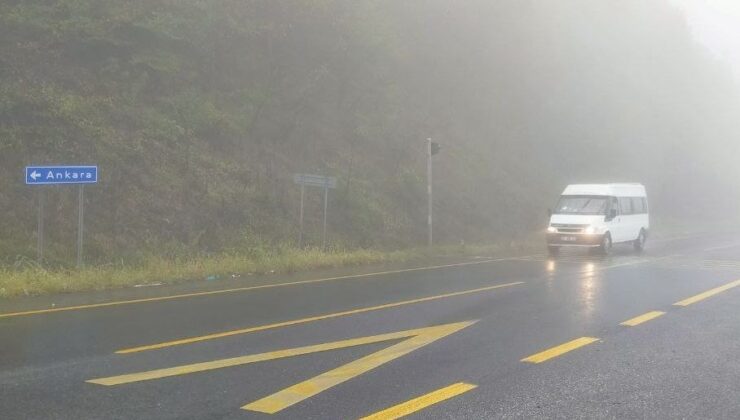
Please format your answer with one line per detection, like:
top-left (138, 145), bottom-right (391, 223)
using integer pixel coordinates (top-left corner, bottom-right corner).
top-left (670, 0), bottom-right (740, 80)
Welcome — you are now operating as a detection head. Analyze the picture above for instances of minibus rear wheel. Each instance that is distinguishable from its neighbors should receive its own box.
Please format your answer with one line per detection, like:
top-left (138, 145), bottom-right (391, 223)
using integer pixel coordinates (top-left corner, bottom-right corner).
top-left (633, 229), bottom-right (646, 252)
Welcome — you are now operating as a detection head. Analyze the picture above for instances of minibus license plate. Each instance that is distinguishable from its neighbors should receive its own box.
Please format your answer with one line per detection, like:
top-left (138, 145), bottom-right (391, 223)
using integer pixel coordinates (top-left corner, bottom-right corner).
top-left (561, 235), bottom-right (577, 242)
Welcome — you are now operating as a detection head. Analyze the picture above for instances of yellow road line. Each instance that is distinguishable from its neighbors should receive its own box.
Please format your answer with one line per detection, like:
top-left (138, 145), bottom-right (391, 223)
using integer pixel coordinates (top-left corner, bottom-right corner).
top-left (620, 311), bottom-right (665, 327)
top-left (0, 258), bottom-right (515, 319)
top-left (359, 382), bottom-right (477, 420)
top-left (241, 322), bottom-right (475, 414)
top-left (116, 281), bottom-right (523, 354)
top-left (673, 279), bottom-right (740, 307)
top-left (521, 337), bottom-right (599, 364)
top-left (89, 321), bottom-right (475, 388)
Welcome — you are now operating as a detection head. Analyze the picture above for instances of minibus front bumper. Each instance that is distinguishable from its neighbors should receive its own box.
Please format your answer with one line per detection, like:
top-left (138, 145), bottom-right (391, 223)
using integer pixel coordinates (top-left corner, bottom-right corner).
top-left (546, 232), bottom-right (603, 247)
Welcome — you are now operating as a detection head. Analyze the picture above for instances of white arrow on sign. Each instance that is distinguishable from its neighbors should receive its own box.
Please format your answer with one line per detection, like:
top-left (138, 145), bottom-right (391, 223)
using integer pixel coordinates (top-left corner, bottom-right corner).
top-left (30, 171), bottom-right (41, 181)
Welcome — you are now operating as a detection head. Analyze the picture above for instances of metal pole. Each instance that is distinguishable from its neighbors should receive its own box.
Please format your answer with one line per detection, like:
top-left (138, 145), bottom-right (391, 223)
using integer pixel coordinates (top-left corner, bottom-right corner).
top-left (322, 183), bottom-right (328, 250)
top-left (427, 138), bottom-right (433, 246)
top-left (298, 184), bottom-right (305, 248)
top-left (77, 185), bottom-right (84, 268)
top-left (37, 189), bottom-right (45, 262)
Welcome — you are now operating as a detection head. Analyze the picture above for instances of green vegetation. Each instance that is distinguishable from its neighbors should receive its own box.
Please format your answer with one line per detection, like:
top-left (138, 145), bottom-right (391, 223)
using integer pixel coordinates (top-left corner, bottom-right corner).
top-left (2, 1), bottom-right (740, 284)
top-left (0, 241), bottom-right (535, 298)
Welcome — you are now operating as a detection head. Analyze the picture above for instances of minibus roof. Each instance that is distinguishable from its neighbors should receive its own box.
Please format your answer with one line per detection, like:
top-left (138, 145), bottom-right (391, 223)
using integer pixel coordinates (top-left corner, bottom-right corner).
top-left (562, 183), bottom-right (646, 197)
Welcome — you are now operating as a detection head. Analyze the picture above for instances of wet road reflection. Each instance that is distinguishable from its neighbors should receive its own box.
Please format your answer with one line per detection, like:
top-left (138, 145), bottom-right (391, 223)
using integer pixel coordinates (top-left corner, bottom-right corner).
top-left (580, 262), bottom-right (599, 317)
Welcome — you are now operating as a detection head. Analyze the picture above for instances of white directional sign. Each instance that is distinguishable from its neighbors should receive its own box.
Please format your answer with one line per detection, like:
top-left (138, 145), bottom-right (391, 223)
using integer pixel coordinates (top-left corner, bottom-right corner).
top-left (293, 174), bottom-right (337, 189)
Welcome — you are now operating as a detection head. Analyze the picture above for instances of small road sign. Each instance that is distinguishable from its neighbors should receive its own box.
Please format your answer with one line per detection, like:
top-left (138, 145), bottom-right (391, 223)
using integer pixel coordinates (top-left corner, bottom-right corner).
top-left (25, 165), bottom-right (98, 267)
top-left (26, 166), bottom-right (98, 185)
top-left (293, 174), bottom-right (337, 189)
top-left (293, 174), bottom-right (337, 249)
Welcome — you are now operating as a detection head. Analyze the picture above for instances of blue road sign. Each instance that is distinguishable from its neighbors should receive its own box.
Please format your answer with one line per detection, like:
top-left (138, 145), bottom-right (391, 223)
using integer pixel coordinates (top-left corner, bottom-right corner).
top-left (293, 173), bottom-right (337, 189)
top-left (26, 166), bottom-right (98, 185)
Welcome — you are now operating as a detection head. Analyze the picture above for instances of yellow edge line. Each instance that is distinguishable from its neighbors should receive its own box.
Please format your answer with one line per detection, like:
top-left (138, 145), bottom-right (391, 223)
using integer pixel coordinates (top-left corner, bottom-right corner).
top-left (359, 382), bottom-right (477, 420)
top-left (620, 311), bottom-right (665, 327)
top-left (116, 281), bottom-right (523, 354)
top-left (673, 279), bottom-right (740, 306)
top-left (0, 258), bottom-right (515, 319)
top-left (521, 337), bottom-right (599, 364)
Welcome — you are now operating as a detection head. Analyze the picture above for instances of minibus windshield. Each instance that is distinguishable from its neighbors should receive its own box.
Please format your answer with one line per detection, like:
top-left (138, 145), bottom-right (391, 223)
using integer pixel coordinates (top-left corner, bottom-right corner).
top-left (554, 195), bottom-right (608, 215)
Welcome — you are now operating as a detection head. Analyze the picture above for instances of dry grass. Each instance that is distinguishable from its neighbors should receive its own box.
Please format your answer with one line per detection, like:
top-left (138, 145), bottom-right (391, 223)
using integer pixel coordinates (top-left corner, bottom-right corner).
top-left (0, 241), bottom-right (535, 298)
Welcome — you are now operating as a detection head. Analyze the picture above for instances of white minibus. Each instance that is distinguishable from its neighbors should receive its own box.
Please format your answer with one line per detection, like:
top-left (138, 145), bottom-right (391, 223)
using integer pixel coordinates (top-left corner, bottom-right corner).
top-left (546, 183), bottom-right (649, 255)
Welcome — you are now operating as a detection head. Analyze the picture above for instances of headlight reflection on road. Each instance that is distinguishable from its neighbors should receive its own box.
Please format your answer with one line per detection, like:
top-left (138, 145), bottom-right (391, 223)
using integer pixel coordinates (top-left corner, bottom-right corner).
top-left (544, 259), bottom-right (557, 292)
top-left (584, 262), bottom-right (595, 274)
top-left (580, 262), bottom-right (600, 317)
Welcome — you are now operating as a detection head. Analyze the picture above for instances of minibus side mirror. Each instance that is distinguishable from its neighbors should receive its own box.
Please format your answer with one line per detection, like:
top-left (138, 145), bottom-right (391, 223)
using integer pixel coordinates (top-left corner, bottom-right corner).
top-left (606, 209), bottom-right (617, 220)
top-left (547, 208), bottom-right (552, 218)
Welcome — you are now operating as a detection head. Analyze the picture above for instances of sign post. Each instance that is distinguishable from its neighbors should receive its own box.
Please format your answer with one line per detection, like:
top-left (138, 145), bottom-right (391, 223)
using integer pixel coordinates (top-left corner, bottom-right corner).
top-left (26, 165), bottom-right (98, 267)
top-left (37, 189), bottom-right (45, 261)
top-left (427, 138), bottom-right (433, 246)
top-left (298, 184), bottom-right (305, 247)
top-left (426, 139), bottom-right (441, 247)
top-left (293, 174), bottom-right (337, 250)
top-left (77, 185), bottom-right (85, 268)
top-left (322, 183), bottom-right (329, 250)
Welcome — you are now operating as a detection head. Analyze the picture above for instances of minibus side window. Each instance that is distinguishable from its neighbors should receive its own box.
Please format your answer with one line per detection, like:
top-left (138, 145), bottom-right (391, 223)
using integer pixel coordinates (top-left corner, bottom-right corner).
top-left (631, 197), bottom-right (645, 214)
top-left (609, 197), bottom-right (620, 215)
top-left (619, 197), bottom-right (633, 215)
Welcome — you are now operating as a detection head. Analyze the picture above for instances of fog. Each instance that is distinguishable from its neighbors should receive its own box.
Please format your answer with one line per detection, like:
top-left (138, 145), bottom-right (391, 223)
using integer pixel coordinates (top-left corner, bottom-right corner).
top-left (1, 0), bottom-right (739, 260)
top-left (401, 1), bottom-right (740, 227)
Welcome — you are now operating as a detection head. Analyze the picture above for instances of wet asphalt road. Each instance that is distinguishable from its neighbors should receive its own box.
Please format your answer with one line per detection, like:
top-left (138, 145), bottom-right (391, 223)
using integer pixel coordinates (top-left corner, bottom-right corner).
top-left (2, 232), bottom-right (740, 419)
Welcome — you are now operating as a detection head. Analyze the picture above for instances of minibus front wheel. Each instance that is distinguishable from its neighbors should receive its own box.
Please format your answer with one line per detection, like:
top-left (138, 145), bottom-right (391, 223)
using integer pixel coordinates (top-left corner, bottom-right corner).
top-left (599, 233), bottom-right (612, 255)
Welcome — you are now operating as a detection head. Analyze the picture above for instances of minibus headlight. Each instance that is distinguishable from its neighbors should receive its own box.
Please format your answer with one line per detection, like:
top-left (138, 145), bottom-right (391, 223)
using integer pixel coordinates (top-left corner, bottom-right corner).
top-left (547, 226), bottom-right (557, 233)
top-left (584, 226), bottom-right (596, 235)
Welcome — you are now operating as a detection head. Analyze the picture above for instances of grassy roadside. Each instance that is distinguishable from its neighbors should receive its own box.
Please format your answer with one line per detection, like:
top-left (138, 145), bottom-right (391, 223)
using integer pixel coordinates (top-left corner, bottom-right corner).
top-left (5, 217), bottom-right (728, 299)
top-left (0, 241), bottom-right (538, 299)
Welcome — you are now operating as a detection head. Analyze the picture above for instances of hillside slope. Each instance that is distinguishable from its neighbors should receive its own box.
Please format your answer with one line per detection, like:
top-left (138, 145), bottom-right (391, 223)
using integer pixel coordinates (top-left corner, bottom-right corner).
top-left (1, 0), bottom-right (739, 264)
